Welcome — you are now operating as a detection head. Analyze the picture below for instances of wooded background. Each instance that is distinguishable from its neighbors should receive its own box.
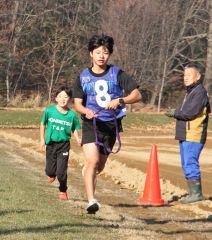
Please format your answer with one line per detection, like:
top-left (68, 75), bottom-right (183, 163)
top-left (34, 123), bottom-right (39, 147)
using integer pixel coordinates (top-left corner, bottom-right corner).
top-left (1, 0), bottom-right (212, 110)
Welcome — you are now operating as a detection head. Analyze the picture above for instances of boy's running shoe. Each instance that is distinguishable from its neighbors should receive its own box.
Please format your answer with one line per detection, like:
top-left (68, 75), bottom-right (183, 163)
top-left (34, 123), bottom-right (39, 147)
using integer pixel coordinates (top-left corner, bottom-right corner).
top-left (87, 199), bottom-right (100, 214)
top-left (59, 192), bottom-right (68, 200)
top-left (48, 176), bottom-right (56, 183)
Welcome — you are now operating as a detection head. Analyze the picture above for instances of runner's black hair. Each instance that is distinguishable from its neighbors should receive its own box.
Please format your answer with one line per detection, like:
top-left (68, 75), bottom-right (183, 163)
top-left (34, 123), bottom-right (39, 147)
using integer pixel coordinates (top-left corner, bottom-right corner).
top-left (88, 34), bottom-right (114, 54)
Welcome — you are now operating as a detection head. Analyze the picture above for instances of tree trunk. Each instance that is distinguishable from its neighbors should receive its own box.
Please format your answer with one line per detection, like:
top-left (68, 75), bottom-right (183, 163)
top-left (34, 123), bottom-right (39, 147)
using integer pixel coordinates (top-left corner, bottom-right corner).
top-left (157, 60), bottom-right (167, 112)
top-left (149, 91), bottom-right (158, 106)
top-left (5, 1), bottom-right (19, 103)
top-left (205, 0), bottom-right (212, 105)
top-left (149, 17), bottom-right (166, 107)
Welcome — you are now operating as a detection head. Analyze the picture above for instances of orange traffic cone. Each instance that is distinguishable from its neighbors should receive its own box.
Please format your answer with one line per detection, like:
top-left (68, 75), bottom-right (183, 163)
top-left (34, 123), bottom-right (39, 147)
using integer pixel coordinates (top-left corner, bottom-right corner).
top-left (137, 144), bottom-right (164, 206)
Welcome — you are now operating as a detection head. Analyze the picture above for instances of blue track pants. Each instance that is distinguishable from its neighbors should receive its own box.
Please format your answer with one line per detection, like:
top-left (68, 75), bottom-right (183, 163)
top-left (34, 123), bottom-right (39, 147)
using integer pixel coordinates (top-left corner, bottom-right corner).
top-left (179, 141), bottom-right (203, 181)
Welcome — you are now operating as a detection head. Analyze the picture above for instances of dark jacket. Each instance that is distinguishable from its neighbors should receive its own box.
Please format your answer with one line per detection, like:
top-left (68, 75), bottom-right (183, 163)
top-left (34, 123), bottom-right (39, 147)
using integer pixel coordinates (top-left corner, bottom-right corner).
top-left (174, 81), bottom-right (211, 144)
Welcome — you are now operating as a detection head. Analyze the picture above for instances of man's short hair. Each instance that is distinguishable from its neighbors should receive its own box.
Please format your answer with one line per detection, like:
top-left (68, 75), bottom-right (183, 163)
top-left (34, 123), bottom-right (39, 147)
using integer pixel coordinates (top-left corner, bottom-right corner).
top-left (88, 34), bottom-right (114, 54)
top-left (184, 63), bottom-right (202, 75)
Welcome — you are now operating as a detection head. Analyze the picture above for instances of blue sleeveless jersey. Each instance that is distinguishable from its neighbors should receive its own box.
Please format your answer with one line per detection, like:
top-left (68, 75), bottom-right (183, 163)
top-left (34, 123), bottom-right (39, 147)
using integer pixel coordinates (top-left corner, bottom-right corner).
top-left (80, 65), bottom-right (126, 121)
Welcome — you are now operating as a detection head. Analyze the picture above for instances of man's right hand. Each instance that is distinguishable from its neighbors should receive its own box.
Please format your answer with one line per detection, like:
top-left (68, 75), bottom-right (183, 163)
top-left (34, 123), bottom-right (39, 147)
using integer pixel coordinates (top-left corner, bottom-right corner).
top-left (85, 108), bottom-right (97, 119)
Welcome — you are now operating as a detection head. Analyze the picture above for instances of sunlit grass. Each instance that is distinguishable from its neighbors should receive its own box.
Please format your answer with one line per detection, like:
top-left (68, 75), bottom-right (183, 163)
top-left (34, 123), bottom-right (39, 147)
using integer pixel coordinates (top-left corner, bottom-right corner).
top-left (122, 112), bottom-right (174, 128)
top-left (0, 110), bottom-right (42, 127)
top-left (0, 109), bottom-right (211, 131)
top-left (0, 149), bottom-right (122, 240)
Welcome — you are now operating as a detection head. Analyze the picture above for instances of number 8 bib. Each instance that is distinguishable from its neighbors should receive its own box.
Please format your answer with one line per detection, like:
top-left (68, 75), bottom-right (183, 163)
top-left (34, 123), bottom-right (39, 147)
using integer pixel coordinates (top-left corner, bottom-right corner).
top-left (95, 80), bottom-right (111, 108)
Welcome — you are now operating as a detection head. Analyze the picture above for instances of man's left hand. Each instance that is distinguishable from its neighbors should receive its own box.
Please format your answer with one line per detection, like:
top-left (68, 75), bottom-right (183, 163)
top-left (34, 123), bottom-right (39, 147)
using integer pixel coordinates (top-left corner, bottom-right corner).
top-left (105, 99), bottom-right (120, 110)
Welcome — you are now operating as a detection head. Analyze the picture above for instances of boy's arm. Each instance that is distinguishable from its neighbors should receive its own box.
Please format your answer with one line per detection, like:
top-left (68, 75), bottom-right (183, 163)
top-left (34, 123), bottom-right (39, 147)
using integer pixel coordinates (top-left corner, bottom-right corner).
top-left (106, 70), bottom-right (141, 110)
top-left (39, 123), bottom-right (46, 152)
top-left (72, 129), bottom-right (81, 146)
top-left (119, 88), bottom-right (141, 104)
top-left (74, 98), bottom-right (97, 119)
top-left (106, 88), bottom-right (141, 110)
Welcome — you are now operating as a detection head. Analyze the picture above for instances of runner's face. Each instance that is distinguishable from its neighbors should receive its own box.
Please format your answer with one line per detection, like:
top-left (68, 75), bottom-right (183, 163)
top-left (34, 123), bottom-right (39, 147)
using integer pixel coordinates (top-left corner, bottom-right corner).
top-left (55, 91), bottom-right (70, 107)
top-left (184, 68), bottom-right (200, 86)
top-left (90, 46), bottom-right (110, 68)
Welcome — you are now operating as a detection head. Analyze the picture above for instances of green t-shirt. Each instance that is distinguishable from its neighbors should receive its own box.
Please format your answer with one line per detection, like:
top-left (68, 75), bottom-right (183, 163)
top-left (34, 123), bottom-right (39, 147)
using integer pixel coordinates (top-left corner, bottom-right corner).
top-left (41, 105), bottom-right (81, 144)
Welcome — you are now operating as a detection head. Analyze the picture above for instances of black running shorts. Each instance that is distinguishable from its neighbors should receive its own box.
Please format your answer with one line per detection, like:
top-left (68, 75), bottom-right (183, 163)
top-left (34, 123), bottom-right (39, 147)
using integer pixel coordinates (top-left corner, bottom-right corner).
top-left (82, 118), bottom-right (123, 155)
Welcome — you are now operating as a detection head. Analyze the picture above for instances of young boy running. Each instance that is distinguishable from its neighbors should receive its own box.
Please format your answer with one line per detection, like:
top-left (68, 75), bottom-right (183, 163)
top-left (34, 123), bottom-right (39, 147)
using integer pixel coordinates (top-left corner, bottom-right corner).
top-left (40, 86), bottom-right (81, 200)
top-left (73, 34), bottom-right (141, 213)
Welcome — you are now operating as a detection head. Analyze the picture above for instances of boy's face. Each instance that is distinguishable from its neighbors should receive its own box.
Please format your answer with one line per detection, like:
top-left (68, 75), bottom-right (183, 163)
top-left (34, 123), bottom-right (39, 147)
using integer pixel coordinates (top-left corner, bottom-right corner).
top-left (55, 91), bottom-right (70, 108)
top-left (184, 67), bottom-right (201, 86)
top-left (90, 46), bottom-right (110, 68)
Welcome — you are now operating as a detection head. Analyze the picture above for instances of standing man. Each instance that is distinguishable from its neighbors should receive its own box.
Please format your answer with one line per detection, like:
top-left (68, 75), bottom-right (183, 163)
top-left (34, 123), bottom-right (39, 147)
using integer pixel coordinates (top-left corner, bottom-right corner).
top-left (165, 63), bottom-right (211, 204)
top-left (73, 34), bottom-right (141, 214)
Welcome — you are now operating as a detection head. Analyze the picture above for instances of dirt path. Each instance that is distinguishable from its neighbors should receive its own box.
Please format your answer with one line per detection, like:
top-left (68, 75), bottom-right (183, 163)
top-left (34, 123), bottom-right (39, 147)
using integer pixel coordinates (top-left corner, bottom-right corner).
top-left (112, 129), bottom-right (212, 197)
top-left (0, 128), bottom-right (212, 239)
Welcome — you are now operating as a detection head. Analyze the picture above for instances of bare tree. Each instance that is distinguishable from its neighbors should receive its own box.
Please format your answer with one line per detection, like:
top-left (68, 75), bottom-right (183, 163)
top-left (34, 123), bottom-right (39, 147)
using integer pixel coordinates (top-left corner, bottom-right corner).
top-left (205, 0), bottom-right (212, 104)
top-left (101, 0), bottom-right (208, 110)
top-left (31, 0), bottom-right (101, 102)
top-left (0, 0), bottom-right (208, 107)
top-left (4, 1), bottom-right (19, 103)
top-left (0, 0), bottom-right (101, 102)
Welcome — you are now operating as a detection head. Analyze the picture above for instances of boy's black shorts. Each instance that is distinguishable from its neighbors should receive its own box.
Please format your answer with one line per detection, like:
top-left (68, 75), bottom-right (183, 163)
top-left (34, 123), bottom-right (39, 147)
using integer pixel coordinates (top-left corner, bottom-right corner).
top-left (82, 118), bottom-right (123, 155)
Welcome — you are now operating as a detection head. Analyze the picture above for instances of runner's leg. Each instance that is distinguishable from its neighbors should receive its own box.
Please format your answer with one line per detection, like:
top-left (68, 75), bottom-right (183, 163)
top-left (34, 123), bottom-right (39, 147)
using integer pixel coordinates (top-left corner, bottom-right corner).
top-left (97, 154), bottom-right (108, 174)
top-left (93, 154), bottom-right (109, 193)
top-left (83, 143), bottom-right (99, 201)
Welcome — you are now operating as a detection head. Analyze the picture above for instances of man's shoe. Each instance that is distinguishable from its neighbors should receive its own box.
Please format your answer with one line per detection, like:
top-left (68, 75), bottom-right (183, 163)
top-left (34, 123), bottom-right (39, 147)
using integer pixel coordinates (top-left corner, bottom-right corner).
top-left (87, 199), bottom-right (100, 214)
top-left (59, 192), bottom-right (68, 200)
top-left (181, 180), bottom-right (203, 204)
top-left (181, 194), bottom-right (203, 204)
top-left (48, 176), bottom-right (56, 183)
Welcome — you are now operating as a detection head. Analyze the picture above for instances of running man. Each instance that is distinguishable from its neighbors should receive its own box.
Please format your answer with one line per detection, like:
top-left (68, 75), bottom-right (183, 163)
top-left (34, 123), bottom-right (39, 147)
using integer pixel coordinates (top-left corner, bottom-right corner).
top-left (73, 34), bottom-right (141, 213)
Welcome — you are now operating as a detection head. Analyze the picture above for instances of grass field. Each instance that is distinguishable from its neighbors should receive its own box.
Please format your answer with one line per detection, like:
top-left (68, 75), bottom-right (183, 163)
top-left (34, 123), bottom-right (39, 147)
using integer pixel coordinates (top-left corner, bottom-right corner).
top-left (1, 108), bottom-right (212, 130)
top-left (0, 109), bottom-right (42, 127)
top-left (0, 109), bottom-right (174, 128)
top-left (0, 145), bottom-right (122, 240)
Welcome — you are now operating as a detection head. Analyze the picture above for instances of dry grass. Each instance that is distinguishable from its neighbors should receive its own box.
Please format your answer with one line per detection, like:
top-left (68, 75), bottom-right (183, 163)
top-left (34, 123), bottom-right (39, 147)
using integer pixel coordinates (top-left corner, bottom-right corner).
top-left (9, 94), bottom-right (48, 108)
